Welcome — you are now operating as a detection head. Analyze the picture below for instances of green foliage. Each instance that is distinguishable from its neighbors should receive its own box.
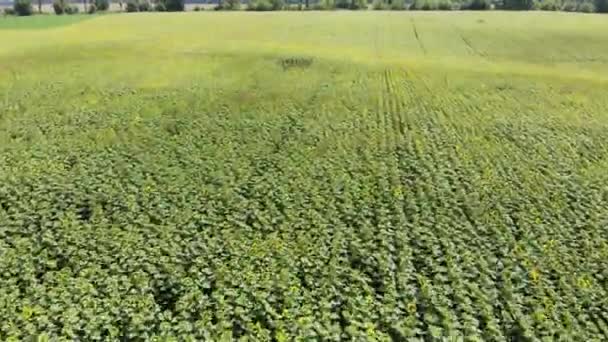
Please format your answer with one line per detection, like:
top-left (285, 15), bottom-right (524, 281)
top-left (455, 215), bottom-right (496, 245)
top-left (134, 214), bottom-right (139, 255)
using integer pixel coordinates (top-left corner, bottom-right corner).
top-left (88, 3), bottom-right (97, 13)
top-left (503, 0), bottom-right (534, 9)
top-left (313, 0), bottom-right (336, 9)
top-left (193, 4), bottom-right (202, 10)
top-left (389, 0), bottom-right (406, 9)
top-left (284, 3), bottom-right (304, 9)
top-left (437, 0), bottom-right (452, 9)
top-left (561, 0), bottom-right (577, 10)
top-left (155, 2), bottom-right (167, 10)
top-left (576, 1), bottom-right (595, 11)
top-left (3, 7), bottom-right (17, 15)
top-left (596, 0), bottom-right (608, 12)
top-left (269, 0), bottom-right (286, 10)
top-left (226, 0), bottom-right (241, 9)
top-left (534, 0), bottom-right (559, 10)
top-left (64, 4), bottom-right (79, 13)
top-left (53, 0), bottom-right (65, 14)
top-left (163, 0), bottom-right (185, 11)
top-left (463, 0), bottom-right (490, 9)
top-left (126, 0), bottom-right (139, 11)
top-left (335, 0), bottom-right (367, 9)
top-left (562, 0), bottom-right (596, 11)
top-left (411, 0), bottom-right (436, 9)
top-left (372, 0), bottom-right (387, 9)
top-left (351, 0), bottom-right (368, 9)
top-left (13, 0), bottom-right (34, 16)
top-left (3, 11), bottom-right (608, 342)
top-left (216, 0), bottom-right (241, 9)
top-left (247, 0), bottom-right (276, 10)
top-left (138, 0), bottom-right (151, 11)
top-left (54, 2), bottom-right (77, 14)
top-left (95, 0), bottom-right (110, 10)
top-left (336, 0), bottom-right (349, 7)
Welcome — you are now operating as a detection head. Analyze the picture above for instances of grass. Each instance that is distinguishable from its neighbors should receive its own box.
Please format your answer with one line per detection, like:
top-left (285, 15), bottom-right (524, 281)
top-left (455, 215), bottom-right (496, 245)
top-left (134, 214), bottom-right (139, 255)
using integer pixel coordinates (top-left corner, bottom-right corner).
top-left (1, 11), bottom-right (608, 340)
top-left (0, 14), bottom-right (93, 30)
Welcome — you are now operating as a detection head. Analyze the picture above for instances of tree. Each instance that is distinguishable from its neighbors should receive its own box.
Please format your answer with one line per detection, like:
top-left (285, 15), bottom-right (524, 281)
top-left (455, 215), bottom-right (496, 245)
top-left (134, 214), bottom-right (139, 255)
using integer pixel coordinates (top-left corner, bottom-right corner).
top-left (350, 0), bottom-right (366, 8)
top-left (503, 0), bottom-right (533, 9)
top-left (163, 0), bottom-right (184, 10)
top-left (223, 0), bottom-right (240, 9)
top-left (465, 0), bottom-right (489, 9)
top-left (96, 0), bottom-right (110, 10)
top-left (53, 0), bottom-right (65, 14)
top-left (14, 0), bottom-right (34, 15)
top-left (596, 0), bottom-right (608, 12)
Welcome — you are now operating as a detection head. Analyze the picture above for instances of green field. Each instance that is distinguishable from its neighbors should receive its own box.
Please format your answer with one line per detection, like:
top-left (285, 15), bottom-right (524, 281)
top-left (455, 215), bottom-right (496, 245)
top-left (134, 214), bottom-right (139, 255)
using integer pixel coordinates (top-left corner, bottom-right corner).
top-left (1, 12), bottom-right (608, 340)
top-left (0, 14), bottom-right (93, 30)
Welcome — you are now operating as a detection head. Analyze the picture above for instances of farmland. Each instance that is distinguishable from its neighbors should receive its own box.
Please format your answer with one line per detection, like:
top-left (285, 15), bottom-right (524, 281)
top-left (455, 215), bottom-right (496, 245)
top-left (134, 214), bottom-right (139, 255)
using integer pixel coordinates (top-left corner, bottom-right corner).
top-left (1, 11), bottom-right (608, 340)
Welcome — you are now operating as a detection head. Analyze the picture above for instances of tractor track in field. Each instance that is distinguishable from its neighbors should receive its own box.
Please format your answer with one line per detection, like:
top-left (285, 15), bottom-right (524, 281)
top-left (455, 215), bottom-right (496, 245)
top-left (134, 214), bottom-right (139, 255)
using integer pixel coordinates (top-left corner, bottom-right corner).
top-left (378, 68), bottom-right (423, 335)
top-left (380, 67), bottom-right (457, 336)
top-left (460, 34), bottom-right (487, 59)
top-left (410, 18), bottom-right (427, 56)
top-left (382, 67), bottom-right (507, 336)
top-left (453, 26), bottom-right (488, 60)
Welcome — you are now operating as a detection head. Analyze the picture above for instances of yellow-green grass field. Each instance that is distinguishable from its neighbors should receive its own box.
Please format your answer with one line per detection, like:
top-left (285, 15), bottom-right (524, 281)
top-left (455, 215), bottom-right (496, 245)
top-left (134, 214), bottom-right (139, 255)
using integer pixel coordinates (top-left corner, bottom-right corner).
top-left (1, 12), bottom-right (608, 340)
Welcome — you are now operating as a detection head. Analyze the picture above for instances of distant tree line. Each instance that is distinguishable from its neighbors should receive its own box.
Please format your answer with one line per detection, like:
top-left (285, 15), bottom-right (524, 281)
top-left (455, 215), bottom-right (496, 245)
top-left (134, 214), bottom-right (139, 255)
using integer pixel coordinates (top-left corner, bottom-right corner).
top-left (4, 0), bottom-right (608, 16)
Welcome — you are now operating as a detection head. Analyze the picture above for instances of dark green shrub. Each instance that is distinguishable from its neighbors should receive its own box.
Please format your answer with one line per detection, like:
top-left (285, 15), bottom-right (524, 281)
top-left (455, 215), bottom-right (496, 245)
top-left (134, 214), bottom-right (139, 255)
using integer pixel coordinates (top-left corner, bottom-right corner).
top-left (463, 0), bottom-right (490, 9)
top-left (536, 0), bottom-right (559, 10)
top-left (412, 0), bottom-right (437, 9)
top-left (14, 0), bottom-right (34, 16)
top-left (323, 0), bottom-right (336, 8)
top-left (437, 0), bottom-right (452, 9)
top-left (53, 0), bottom-right (65, 14)
top-left (154, 2), bottom-right (166, 10)
top-left (247, 0), bottom-right (273, 10)
top-left (372, 0), bottom-right (386, 9)
top-left (224, 0), bottom-right (241, 9)
top-left (596, 0), bottom-right (608, 12)
top-left (503, 0), bottom-right (534, 9)
top-left (164, 0), bottom-right (185, 11)
top-left (389, 0), bottom-right (405, 9)
top-left (65, 4), bottom-right (79, 13)
top-left (335, 0), bottom-right (366, 9)
top-left (269, 0), bottom-right (285, 9)
top-left (95, 0), bottom-right (110, 10)
top-left (88, 3), bottom-right (97, 12)
top-left (312, 0), bottom-right (335, 9)
top-left (193, 5), bottom-right (201, 10)
top-left (577, 1), bottom-right (595, 11)
top-left (335, 0), bottom-right (349, 7)
top-left (284, 3), bottom-right (303, 9)
top-left (126, 0), bottom-right (139, 11)
top-left (411, 0), bottom-right (423, 8)
top-left (138, 1), bottom-right (151, 11)
top-left (216, 0), bottom-right (238, 9)
top-left (3, 7), bottom-right (17, 15)
top-left (349, 0), bottom-right (367, 9)
top-left (561, 0), bottom-right (576, 10)
top-left (247, 0), bottom-right (268, 9)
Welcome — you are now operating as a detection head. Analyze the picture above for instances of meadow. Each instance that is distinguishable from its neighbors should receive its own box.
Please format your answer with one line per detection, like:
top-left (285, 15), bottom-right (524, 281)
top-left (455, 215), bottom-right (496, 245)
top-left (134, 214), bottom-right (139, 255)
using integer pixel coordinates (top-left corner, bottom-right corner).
top-left (1, 11), bottom-right (608, 340)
